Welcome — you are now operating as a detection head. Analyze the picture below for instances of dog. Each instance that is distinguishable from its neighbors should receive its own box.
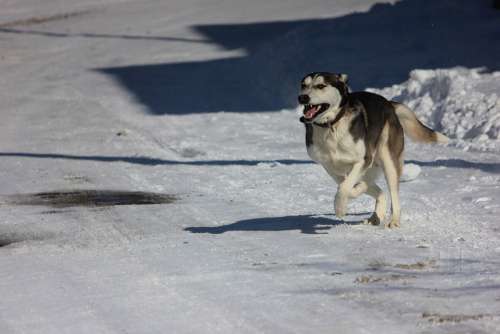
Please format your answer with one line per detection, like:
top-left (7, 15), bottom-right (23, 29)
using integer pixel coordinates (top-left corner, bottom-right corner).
top-left (298, 72), bottom-right (448, 228)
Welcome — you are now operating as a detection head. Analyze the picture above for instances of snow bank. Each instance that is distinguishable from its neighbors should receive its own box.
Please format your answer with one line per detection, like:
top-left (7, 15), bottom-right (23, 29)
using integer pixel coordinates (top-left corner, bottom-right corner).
top-left (368, 68), bottom-right (500, 152)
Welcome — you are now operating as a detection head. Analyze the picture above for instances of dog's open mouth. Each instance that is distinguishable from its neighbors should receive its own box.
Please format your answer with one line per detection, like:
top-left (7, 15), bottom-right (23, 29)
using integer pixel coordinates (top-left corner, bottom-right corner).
top-left (303, 103), bottom-right (330, 120)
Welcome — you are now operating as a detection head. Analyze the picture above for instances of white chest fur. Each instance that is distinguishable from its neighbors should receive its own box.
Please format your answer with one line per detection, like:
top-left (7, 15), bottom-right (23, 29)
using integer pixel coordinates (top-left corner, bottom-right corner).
top-left (306, 121), bottom-right (365, 177)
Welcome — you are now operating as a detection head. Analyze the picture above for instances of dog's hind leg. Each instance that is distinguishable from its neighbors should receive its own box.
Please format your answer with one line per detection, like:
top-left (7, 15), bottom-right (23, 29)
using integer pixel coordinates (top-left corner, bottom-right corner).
top-left (380, 147), bottom-right (402, 228)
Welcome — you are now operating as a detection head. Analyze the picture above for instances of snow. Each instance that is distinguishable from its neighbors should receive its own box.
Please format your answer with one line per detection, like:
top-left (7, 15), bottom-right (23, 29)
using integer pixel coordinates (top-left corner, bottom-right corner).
top-left (368, 68), bottom-right (500, 152)
top-left (1, 0), bottom-right (500, 333)
top-left (400, 163), bottom-right (421, 182)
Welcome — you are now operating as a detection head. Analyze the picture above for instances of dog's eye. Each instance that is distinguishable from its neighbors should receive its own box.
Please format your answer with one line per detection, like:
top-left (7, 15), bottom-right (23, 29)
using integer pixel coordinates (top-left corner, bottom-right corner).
top-left (315, 84), bottom-right (327, 89)
top-left (300, 84), bottom-right (307, 90)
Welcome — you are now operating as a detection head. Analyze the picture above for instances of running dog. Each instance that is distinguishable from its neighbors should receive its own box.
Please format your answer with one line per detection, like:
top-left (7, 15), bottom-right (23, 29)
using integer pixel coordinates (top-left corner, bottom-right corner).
top-left (298, 72), bottom-right (448, 228)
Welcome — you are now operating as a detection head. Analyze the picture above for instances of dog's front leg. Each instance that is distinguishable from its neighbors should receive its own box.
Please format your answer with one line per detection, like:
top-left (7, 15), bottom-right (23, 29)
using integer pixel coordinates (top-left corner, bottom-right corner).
top-left (334, 162), bottom-right (364, 218)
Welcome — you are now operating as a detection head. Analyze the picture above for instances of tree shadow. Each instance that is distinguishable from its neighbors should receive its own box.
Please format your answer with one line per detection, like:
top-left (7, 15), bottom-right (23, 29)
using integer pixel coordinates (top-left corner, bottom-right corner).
top-left (184, 214), bottom-right (363, 235)
top-left (2, 152), bottom-right (499, 174)
top-left (0, 152), bottom-right (311, 166)
top-left (407, 159), bottom-right (500, 174)
top-left (95, 0), bottom-right (499, 115)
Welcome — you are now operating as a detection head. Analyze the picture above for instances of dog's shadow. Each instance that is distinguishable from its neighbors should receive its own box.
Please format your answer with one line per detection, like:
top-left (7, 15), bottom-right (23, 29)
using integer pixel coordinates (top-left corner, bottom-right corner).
top-left (185, 213), bottom-right (367, 235)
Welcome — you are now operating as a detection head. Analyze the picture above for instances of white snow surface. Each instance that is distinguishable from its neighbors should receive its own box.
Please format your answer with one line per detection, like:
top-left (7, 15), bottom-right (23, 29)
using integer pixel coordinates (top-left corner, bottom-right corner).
top-left (400, 163), bottom-right (421, 183)
top-left (1, 0), bottom-right (500, 333)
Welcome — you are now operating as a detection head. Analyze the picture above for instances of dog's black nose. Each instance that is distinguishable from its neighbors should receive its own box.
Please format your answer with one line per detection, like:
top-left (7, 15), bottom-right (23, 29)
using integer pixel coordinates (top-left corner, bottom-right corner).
top-left (298, 94), bottom-right (310, 104)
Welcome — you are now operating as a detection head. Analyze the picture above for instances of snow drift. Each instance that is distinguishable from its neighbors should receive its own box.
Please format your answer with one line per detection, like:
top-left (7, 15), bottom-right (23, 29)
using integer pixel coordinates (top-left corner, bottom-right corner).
top-left (369, 68), bottom-right (500, 152)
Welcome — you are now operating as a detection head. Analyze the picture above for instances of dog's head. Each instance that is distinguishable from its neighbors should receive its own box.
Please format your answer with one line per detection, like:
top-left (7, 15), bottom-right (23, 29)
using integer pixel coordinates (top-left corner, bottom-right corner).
top-left (298, 72), bottom-right (349, 123)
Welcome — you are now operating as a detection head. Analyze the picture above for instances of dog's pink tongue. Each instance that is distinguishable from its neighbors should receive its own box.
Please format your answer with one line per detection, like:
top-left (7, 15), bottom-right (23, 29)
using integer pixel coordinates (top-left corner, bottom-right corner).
top-left (305, 106), bottom-right (318, 119)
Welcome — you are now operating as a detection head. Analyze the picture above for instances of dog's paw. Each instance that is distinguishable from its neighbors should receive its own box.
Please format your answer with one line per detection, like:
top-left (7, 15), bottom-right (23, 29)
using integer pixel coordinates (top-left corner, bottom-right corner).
top-left (362, 213), bottom-right (381, 226)
top-left (334, 193), bottom-right (347, 218)
top-left (385, 218), bottom-right (400, 228)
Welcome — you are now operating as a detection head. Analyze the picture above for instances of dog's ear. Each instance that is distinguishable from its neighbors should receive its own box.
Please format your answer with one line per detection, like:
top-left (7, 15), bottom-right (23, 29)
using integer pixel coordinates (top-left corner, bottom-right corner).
top-left (337, 73), bottom-right (348, 83)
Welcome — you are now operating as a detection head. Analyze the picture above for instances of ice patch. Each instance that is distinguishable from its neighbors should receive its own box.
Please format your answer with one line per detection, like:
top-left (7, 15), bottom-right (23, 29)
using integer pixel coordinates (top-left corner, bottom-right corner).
top-left (474, 197), bottom-right (491, 203)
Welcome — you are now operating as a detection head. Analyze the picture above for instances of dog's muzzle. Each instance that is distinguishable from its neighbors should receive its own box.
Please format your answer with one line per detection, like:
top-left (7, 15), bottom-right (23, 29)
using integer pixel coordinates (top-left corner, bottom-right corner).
top-left (301, 103), bottom-right (330, 121)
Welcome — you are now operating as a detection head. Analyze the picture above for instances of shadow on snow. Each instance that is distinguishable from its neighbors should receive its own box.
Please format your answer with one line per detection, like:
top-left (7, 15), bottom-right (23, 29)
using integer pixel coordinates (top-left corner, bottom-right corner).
top-left (1, 152), bottom-right (499, 173)
top-left (93, 0), bottom-right (499, 114)
top-left (184, 214), bottom-right (361, 235)
top-left (0, 152), bottom-right (311, 166)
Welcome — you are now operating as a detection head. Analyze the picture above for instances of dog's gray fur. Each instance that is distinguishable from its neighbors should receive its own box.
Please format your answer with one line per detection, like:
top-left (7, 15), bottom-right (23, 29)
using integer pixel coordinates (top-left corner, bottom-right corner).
top-left (298, 72), bottom-right (448, 228)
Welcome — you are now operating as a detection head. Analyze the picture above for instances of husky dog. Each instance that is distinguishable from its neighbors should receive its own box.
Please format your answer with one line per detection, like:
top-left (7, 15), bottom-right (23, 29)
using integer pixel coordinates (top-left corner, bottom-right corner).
top-left (298, 72), bottom-right (448, 228)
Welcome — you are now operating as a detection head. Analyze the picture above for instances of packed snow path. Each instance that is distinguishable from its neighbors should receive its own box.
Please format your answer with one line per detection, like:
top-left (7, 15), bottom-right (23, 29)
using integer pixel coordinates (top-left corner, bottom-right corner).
top-left (1, 0), bottom-right (500, 333)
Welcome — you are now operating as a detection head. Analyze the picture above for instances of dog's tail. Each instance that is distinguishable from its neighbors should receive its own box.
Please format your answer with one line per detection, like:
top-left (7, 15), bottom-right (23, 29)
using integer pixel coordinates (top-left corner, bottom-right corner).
top-left (392, 102), bottom-right (449, 144)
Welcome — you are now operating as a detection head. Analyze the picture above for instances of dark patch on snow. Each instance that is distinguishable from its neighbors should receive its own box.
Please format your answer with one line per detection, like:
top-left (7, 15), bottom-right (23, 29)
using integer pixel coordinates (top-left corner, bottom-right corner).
top-left (368, 259), bottom-right (437, 271)
top-left (0, 10), bottom-right (91, 28)
top-left (355, 274), bottom-right (416, 284)
top-left (185, 214), bottom-right (363, 235)
top-left (4, 190), bottom-right (177, 208)
top-left (40, 209), bottom-right (74, 215)
top-left (0, 238), bottom-right (18, 247)
top-left (0, 231), bottom-right (54, 248)
top-left (63, 175), bottom-right (91, 184)
top-left (394, 260), bottom-right (437, 270)
top-left (40, 210), bottom-right (65, 214)
top-left (422, 312), bottom-right (492, 324)
top-left (179, 148), bottom-right (206, 158)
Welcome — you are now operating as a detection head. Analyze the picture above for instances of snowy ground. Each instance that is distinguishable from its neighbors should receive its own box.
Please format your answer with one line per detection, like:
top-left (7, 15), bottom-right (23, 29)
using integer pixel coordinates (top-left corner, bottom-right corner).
top-left (1, 0), bottom-right (500, 333)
